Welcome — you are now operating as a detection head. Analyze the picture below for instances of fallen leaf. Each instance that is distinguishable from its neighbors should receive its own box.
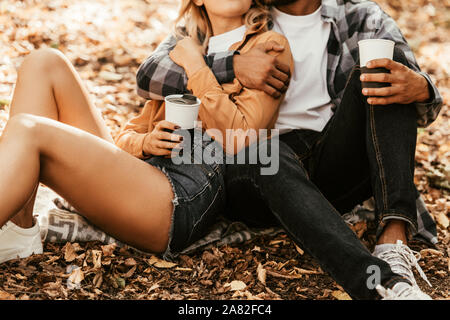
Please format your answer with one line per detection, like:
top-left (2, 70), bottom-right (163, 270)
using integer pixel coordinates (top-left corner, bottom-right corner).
top-left (266, 269), bottom-right (302, 280)
top-left (101, 243), bottom-right (117, 257)
top-left (0, 290), bottom-right (15, 300)
top-left (225, 280), bottom-right (247, 292)
top-left (99, 70), bottom-right (123, 81)
top-left (68, 267), bottom-right (84, 287)
top-left (295, 245), bottom-right (304, 255)
top-left (420, 248), bottom-right (444, 257)
top-left (93, 272), bottom-right (103, 288)
top-left (123, 265), bottom-right (137, 278)
top-left (91, 250), bottom-right (102, 269)
top-left (175, 267), bottom-right (193, 272)
top-left (435, 212), bottom-right (449, 229)
top-left (293, 267), bottom-right (323, 275)
top-left (115, 277), bottom-right (126, 288)
top-left (147, 255), bottom-right (177, 269)
top-left (332, 290), bottom-right (352, 300)
top-left (64, 243), bottom-right (77, 262)
top-left (124, 257), bottom-right (137, 266)
top-left (257, 263), bottom-right (266, 285)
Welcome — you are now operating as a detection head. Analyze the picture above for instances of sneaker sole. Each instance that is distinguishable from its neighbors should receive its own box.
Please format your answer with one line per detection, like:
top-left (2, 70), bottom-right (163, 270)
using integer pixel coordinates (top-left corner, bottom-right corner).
top-left (0, 244), bottom-right (44, 264)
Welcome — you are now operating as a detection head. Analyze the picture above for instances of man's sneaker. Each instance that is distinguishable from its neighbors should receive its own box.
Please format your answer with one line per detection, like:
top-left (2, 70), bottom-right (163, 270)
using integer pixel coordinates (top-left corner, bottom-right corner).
top-left (373, 240), bottom-right (432, 288)
top-left (0, 219), bottom-right (43, 264)
top-left (376, 282), bottom-right (432, 300)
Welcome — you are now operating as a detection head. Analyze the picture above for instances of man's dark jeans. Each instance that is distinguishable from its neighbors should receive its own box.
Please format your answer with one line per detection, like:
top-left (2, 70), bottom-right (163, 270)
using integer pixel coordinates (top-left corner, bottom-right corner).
top-left (224, 48), bottom-right (418, 299)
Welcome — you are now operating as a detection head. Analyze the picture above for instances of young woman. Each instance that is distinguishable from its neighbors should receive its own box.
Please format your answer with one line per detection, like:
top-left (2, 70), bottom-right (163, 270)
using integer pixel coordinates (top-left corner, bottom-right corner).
top-left (0, 0), bottom-right (292, 263)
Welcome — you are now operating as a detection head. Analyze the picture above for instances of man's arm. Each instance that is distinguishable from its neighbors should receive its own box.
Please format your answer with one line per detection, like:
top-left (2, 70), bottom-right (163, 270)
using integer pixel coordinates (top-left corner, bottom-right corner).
top-left (360, 4), bottom-right (443, 127)
top-left (136, 34), bottom-right (237, 100)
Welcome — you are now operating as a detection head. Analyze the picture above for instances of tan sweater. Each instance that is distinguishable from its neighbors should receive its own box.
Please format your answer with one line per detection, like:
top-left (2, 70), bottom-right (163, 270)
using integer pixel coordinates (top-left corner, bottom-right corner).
top-left (115, 28), bottom-right (293, 158)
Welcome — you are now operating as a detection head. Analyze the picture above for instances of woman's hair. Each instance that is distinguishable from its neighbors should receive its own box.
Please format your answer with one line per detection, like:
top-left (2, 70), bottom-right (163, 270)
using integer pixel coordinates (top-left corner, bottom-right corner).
top-left (174, 0), bottom-right (270, 51)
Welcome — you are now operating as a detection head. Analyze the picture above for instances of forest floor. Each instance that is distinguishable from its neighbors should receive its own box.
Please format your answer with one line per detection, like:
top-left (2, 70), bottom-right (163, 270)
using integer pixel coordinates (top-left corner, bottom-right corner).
top-left (0, 0), bottom-right (448, 300)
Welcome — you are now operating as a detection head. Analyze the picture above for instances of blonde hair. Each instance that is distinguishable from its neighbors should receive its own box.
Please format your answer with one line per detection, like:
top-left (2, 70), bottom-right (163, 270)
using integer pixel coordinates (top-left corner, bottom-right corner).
top-left (174, 0), bottom-right (270, 51)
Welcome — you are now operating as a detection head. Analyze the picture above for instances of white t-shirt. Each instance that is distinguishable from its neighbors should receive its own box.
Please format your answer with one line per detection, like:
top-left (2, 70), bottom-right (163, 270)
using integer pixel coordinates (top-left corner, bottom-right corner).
top-left (271, 6), bottom-right (333, 133)
top-left (207, 25), bottom-right (247, 55)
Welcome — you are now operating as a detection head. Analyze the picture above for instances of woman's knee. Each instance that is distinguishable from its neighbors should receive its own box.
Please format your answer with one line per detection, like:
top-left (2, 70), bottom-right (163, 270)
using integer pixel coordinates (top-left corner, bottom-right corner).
top-left (5, 113), bottom-right (44, 143)
top-left (18, 48), bottom-right (68, 77)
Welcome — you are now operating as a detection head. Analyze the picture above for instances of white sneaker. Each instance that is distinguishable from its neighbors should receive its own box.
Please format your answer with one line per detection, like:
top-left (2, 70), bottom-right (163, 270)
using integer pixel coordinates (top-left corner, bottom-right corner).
top-left (376, 282), bottom-right (432, 300)
top-left (0, 219), bottom-right (43, 264)
top-left (373, 240), bottom-right (432, 288)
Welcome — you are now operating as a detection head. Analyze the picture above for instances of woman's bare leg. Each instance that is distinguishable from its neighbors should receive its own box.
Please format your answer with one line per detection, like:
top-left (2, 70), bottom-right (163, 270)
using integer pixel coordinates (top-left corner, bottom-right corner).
top-left (8, 48), bottom-right (113, 227)
top-left (0, 114), bottom-right (173, 253)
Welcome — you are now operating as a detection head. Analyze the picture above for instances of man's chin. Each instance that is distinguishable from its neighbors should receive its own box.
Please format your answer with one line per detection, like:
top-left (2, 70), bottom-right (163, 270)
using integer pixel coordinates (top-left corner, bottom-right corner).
top-left (260, 0), bottom-right (298, 6)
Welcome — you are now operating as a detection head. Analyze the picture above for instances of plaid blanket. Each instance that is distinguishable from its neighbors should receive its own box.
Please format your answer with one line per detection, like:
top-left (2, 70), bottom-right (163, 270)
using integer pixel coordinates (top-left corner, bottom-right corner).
top-left (35, 186), bottom-right (437, 259)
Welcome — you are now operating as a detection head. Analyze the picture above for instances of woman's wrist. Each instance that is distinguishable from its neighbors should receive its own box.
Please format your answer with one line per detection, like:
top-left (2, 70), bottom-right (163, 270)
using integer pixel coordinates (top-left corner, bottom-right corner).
top-left (142, 133), bottom-right (152, 157)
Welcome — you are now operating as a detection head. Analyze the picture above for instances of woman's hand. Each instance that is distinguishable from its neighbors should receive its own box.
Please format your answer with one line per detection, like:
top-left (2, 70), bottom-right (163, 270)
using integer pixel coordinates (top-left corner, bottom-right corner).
top-left (142, 121), bottom-right (183, 157)
top-left (169, 37), bottom-right (207, 78)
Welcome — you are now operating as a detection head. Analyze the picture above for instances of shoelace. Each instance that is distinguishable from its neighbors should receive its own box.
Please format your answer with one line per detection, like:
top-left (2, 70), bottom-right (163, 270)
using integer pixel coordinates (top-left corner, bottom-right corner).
top-left (377, 240), bottom-right (432, 287)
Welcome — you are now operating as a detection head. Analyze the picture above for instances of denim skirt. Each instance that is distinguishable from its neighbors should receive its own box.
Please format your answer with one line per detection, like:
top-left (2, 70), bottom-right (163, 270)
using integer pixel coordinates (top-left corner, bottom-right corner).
top-left (144, 129), bottom-right (226, 260)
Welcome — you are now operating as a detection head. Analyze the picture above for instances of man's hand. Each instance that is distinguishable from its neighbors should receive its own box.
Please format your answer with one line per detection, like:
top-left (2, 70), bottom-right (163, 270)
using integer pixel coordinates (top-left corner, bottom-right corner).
top-left (234, 41), bottom-right (291, 99)
top-left (361, 59), bottom-right (430, 105)
top-left (169, 37), bottom-right (207, 78)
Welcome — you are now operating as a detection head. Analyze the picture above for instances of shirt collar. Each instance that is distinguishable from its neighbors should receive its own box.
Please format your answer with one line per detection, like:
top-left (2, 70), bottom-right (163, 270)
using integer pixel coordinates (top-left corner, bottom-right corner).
top-left (266, 0), bottom-right (340, 27)
top-left (232, 0), bottom-right (341, 49)
top-left (228, 25), bottom-right (265, 51)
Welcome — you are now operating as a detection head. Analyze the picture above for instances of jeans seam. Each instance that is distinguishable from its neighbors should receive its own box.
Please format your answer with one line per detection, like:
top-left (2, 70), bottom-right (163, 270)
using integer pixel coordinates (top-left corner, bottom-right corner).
top-left (186, 184), bottom-right (222, 245)
top-left (369, 105), bottom-right (389, 212)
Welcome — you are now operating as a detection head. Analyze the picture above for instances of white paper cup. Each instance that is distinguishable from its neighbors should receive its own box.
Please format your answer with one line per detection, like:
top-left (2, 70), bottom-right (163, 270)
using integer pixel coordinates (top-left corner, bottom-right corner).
top-left (165, 94), bottom-right (201, 129)
top-left (358, 39), bottom-right (395, 67)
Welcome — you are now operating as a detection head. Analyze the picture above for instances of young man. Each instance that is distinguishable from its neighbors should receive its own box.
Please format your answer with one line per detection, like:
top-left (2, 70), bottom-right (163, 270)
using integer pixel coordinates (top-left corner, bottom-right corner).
top-left (136, 0), bottom-right (442, 299)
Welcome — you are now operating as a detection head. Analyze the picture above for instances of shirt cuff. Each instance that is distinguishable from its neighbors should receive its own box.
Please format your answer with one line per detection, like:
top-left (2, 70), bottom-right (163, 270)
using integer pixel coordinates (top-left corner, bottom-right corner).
top-left (205, 50), bottom-right (239, 84)
top-left (414, 71), bottom-right (443, 127)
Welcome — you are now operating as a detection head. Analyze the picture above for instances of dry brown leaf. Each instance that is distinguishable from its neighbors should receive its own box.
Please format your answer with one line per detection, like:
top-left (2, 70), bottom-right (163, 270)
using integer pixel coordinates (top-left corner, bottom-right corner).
top-left (0, 290), bottom-right (15, 300)
top-left (293, 267), bottom-right (323, 275)
top-left (124, 257), bottom-right (137, 266)
top-left (101, 243), bottom-right (117, 257)
top-left (93, 272), bottom-right (103, 288)
top-left (64, 243), bottom-right (77, 262)
top-left (295, 245), bottom-right (304, 255)
top-left (99, 70), bottom-right (123, 81)
top-left (266, 269), bottom-right (302, 280)
top-left (435, 212), bottom-right (449, 229)
top-left (68, 267), bottom-right (84, 286)
top-left (332, 290), bottom-right (352, 300)
top-left (123, 265), bottom-right (137, 278)
top-left (225, 280), bottom-right (247, 292)
top-left (147, 255), bottom-right (177, 269)
top-left (257, 263), bottom-right (266, 285)
top-left (91, 250), bottom-right (102, 269)
top-left (420, 248), bottom-right (444, 256)
top-left (175, 267), bottom-right (193, 272)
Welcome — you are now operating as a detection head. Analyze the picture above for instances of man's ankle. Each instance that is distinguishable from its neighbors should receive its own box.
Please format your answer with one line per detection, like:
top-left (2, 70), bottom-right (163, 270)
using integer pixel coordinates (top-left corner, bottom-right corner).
top-left (377, 220), bottom-right (408, 245)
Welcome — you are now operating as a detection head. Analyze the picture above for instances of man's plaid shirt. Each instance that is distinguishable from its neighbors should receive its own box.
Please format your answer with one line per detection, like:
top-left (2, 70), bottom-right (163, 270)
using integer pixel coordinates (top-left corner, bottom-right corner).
top-left (136, 0), bottom-right (442, 128)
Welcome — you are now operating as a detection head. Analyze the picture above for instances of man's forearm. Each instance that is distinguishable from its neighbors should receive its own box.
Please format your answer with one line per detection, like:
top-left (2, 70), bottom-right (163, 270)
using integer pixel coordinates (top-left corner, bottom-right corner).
top-left (136, 34), bottom-right (237, 100)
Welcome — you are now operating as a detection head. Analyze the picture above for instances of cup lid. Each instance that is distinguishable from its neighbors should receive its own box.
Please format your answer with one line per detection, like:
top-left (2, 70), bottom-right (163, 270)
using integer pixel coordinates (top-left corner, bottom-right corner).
top-left (166, 94), bottom-right (199, 105)
top-left (358, 39), bottom-right (395, 46)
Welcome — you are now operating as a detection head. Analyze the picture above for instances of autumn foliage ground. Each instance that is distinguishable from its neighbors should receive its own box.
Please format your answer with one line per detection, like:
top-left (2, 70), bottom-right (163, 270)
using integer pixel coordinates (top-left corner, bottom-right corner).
top-left (0, 0), bottom-right (448, 300)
